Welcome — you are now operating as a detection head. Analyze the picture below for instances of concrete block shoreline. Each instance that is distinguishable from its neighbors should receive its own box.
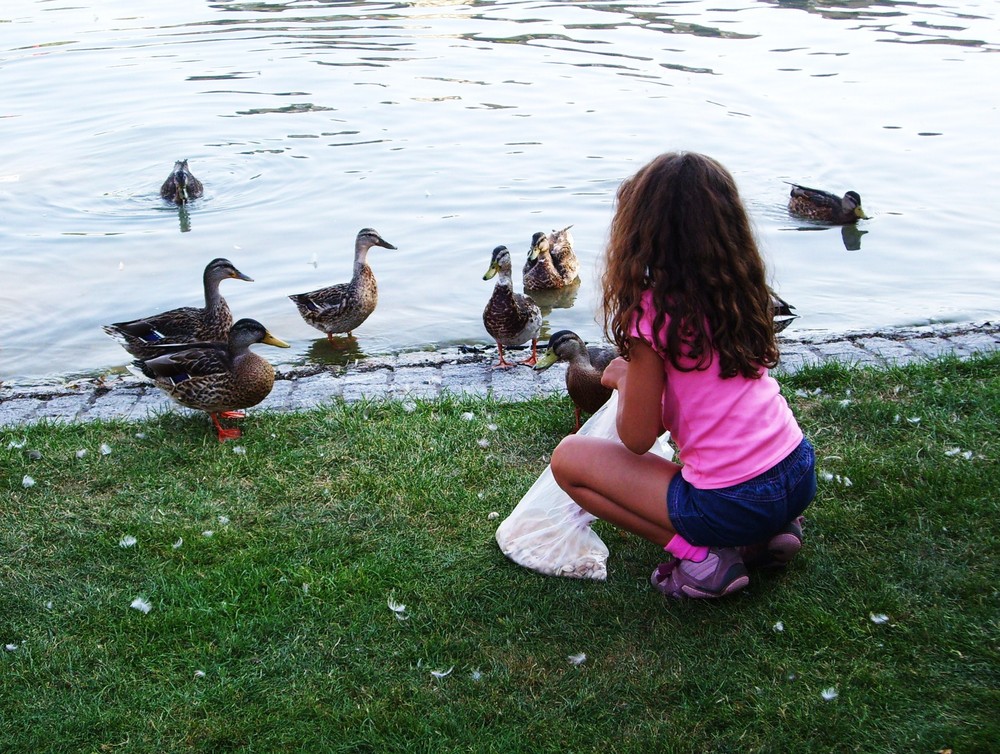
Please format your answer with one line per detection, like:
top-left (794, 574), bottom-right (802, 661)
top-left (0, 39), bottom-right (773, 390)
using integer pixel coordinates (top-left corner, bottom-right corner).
top-left (1, 321), bottom-right (998, 429)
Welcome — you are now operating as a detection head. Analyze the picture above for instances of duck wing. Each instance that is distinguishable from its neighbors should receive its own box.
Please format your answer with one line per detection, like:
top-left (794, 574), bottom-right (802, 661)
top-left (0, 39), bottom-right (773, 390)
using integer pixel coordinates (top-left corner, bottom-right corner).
top-left (586, 344), bottom-right (619, 371)
top-left (523, 253), bottom-right (563, 291)
top-left (289, 281), bottom-right (354, 316)
top-left (134, 342), bottom-right (232, 383)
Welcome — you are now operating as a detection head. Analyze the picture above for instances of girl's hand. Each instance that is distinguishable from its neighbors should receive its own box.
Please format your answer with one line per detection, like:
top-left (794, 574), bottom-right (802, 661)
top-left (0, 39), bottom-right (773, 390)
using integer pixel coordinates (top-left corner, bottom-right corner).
top-left (612, 340), bottom-right (665, 454)
top-left (601, 357), bottom-right (629, 390)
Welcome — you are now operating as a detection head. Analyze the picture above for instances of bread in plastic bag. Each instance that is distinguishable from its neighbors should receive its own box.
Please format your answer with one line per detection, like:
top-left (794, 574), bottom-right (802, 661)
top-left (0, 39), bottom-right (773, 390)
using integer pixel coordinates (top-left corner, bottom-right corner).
top-left (495, 391), bottom-right (674, 580)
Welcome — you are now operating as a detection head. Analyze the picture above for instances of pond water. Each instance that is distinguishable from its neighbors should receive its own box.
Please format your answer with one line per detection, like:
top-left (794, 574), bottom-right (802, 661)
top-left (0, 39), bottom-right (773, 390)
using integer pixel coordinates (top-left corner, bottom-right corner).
top-left (1, 0), bottom-right (998, 385)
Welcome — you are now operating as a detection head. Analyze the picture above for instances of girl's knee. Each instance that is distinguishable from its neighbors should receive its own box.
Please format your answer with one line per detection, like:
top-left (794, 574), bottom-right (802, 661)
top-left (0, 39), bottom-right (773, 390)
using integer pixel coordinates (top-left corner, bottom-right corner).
top-left (550, 435), bottom-right (582, 487)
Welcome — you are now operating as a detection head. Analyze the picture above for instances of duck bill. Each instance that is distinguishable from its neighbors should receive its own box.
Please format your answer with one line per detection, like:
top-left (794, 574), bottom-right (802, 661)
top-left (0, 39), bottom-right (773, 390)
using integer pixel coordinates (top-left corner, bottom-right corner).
top-left (483, 262), bottom-right (499, 281)
top-left (527, 243), bottom-right (541, 262)
top-left (855, 207), bottom-right (869, 220)
top-left (262, 331), bottom-right (291, 348)
top-left (232, 269), bottom-right (254, 282)
top-left (377, 239), bottom-right (397, 250)
top-left (533, 349), bottom-right (558, 371)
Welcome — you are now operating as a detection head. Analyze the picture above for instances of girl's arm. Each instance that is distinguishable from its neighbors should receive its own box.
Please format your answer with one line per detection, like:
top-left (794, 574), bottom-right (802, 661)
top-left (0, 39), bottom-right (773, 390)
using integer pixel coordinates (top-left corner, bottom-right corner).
top-left (602, 339), bottom-right (665, 455)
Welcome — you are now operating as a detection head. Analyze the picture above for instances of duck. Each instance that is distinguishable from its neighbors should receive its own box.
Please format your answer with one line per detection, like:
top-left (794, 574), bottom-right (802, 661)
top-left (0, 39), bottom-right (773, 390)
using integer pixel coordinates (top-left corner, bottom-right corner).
top-left (103, 258), bottom-right (253, 360)
top-left (523, 225), bottom-right (579, 291)
top-left (533, 330), bottom-right (618, 431)
top-left (770, 290), bottom-right (798, 334)
top-left (787, 183), bottom-right (867, 224)
top-left (288, 228), bottom-right (397, 342)
top-left (160, 159), bottom-right (204, 204)
top-left (130, 318), bottom-right (290, 442)
top-left (483, 245), bottom-right (543, 368)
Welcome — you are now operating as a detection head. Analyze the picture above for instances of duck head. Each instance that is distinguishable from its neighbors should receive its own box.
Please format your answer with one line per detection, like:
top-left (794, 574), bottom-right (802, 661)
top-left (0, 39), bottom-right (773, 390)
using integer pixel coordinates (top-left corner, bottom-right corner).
top-left (527, 231), bottom-right (550, 262)
top-left (230, 318), bottom-right (291, 350)
top-left (534, 329), bottom-right (585, 370)
top-left (844, 191), bottom-right (868, 220)
top-left (205, 257), bottom-right (254, 285)
top-left (356, 227), bottom-right (397, 252)
top-left (483, 245), bottom-right (512, 280)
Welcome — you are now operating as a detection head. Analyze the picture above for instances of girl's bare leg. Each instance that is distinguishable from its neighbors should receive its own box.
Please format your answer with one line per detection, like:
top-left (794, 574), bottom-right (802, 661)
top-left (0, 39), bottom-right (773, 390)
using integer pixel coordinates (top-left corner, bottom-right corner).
top-left (551, 435), bottom-right (681, 547)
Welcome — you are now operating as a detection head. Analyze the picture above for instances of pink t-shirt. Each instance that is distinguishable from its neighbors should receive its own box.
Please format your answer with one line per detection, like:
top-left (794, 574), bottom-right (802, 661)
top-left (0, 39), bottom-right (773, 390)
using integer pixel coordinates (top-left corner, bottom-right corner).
top-left (631, 290), bottom-right (803, 489)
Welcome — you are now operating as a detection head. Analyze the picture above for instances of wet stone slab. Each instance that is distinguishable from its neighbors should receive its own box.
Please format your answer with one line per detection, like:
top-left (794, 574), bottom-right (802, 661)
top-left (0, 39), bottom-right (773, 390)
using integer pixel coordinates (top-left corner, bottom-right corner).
top-left (852, 336), bottom-right (917, 365)
top-left (1, 321), bottom-right (997, 428)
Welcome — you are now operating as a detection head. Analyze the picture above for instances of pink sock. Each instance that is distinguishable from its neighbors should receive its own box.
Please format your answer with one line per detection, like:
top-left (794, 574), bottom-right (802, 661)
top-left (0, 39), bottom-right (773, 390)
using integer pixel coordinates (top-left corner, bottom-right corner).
top-left (665, 534), bottom-right (709, 563)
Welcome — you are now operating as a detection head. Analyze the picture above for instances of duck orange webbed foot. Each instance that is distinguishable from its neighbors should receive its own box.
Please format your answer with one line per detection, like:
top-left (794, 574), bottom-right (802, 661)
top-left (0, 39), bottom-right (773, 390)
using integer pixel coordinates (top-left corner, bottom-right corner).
top-left (211, 414), bottom-right (243, 442)
top-left (518, 339), bottom-right (539, 366)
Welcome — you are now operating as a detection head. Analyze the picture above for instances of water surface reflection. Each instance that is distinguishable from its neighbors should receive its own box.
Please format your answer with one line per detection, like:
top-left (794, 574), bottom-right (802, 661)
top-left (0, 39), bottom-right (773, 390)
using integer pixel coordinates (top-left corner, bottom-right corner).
top-left (0, 0), bottom-right (997, 383)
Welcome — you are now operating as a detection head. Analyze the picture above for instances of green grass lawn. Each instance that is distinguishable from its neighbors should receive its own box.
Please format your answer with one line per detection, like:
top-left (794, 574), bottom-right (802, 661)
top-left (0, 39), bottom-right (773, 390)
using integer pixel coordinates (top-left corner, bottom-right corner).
top-left (1, 355), bottom-right (997, 753)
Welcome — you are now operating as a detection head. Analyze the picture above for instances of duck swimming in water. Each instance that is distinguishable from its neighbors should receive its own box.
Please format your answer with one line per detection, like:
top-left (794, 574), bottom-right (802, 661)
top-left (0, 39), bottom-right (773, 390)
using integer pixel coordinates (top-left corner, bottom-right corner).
top-left (160, 159), bottom-right (204, 204)
top-left (770, 290), bottom-right (798, 334)
top-left (523, 225), bottom-right (579, 291)
top-left (787, 183), bottom-right (867, 224)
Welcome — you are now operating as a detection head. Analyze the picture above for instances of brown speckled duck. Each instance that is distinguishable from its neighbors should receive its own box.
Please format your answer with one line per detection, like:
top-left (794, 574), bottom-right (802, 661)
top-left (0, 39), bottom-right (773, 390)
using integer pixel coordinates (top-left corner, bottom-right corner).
top-left (787, 183), bottom-right (867, 224)
top-left (288, 228), bottom-right (397, 342)
top-left (130, 318), bottom-right (289, 442)
top-left (103, 258), bottom-right (253, 360)
top-left (160, 159), bottom-right (204, 204)
top-left (483, 245), bottom-right (542, 368)
top-left (523, 225), bottom-right (579, 291)
top-left (534, 330), bottom-right (618, 431)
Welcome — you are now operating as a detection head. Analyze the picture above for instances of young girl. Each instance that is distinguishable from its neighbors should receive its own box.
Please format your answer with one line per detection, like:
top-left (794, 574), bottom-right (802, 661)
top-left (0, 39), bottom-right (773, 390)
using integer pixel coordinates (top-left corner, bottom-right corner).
top-left (551, 152), bottom-right (816, 599)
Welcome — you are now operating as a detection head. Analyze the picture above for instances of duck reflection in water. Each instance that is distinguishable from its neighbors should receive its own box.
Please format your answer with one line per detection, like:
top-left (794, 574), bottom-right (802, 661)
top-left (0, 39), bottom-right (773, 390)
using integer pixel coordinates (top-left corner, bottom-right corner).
top-left (307, 336), bottom-right (367, 367)
top-left (177, 204), bottom-right (192, 233)
top-left (789, 223), bottom-right (869, 252)
top-left (526, 278), bottom-right (582, 318)
top-left (841, 224), bottom-right (867, 251)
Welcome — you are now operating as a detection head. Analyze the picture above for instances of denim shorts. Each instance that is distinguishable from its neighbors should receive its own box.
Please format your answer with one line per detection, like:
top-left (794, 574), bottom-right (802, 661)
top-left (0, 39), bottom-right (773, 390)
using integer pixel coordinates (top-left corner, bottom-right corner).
top-left (667, 437), bottom-right (816, 548)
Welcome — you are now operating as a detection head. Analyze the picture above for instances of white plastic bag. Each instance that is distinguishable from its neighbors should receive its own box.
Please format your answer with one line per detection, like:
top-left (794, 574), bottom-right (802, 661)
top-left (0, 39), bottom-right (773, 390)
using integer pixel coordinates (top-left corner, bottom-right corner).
top-left (495, 392), bottom-right (674, 580)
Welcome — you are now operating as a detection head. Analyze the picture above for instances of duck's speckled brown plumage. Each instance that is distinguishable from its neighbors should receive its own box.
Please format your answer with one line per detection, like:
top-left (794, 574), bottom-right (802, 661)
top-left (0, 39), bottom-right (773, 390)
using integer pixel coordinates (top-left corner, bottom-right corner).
top-left (160, 159), bottom-right (204, 204)
top-left (523, 225), bottom-right (579, 291)
top-left (103, 258), bottom-right (253, 360)
top-left (787, 183), bottom-right (866, 224)
top-left (131, 318), bottom-right (290, 442)
top-left (289, 228), bottom-right (396, 341)
top-left (483, 245), bottom-right (542, 368)
top-left (534, 330), bottom-right (617, 430)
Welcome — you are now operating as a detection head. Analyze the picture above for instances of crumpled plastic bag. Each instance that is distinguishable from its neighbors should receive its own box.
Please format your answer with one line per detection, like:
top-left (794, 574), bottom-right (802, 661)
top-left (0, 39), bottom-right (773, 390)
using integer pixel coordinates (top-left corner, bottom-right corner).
top-left (495, 391), bottom-right (674, 580)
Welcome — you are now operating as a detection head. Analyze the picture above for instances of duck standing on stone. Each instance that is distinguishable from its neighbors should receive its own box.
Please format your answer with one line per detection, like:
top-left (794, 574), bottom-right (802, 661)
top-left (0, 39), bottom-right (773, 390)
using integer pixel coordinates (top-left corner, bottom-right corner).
top-left (787, 183), bottom-right (867, 224)
top-left (534, 329), bottom-right (618, 431)
top-left (160, 159), bottom-right (204, 204)
top-left (103, 258), bottom-right (253, 360)
top-left (483, 245), bottom-right (542, 368)
top-left (130, 318), bottom-right (290, 442)
top-left (289, 228), bottom-right (397, 344)
top-left (523, 225), bottom-right (579, 291)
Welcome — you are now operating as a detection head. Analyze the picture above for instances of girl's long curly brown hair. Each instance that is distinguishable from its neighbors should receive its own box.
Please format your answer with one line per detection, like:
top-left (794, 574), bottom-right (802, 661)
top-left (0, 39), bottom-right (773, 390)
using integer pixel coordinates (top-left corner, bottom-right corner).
top-left (602, 151), bottom-right (779, 379)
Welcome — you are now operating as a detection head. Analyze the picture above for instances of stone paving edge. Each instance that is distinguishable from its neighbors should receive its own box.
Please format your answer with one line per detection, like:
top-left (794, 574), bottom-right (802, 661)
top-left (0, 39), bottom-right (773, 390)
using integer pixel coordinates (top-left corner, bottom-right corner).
top-left (1, 321), bottom-right (997, 428)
